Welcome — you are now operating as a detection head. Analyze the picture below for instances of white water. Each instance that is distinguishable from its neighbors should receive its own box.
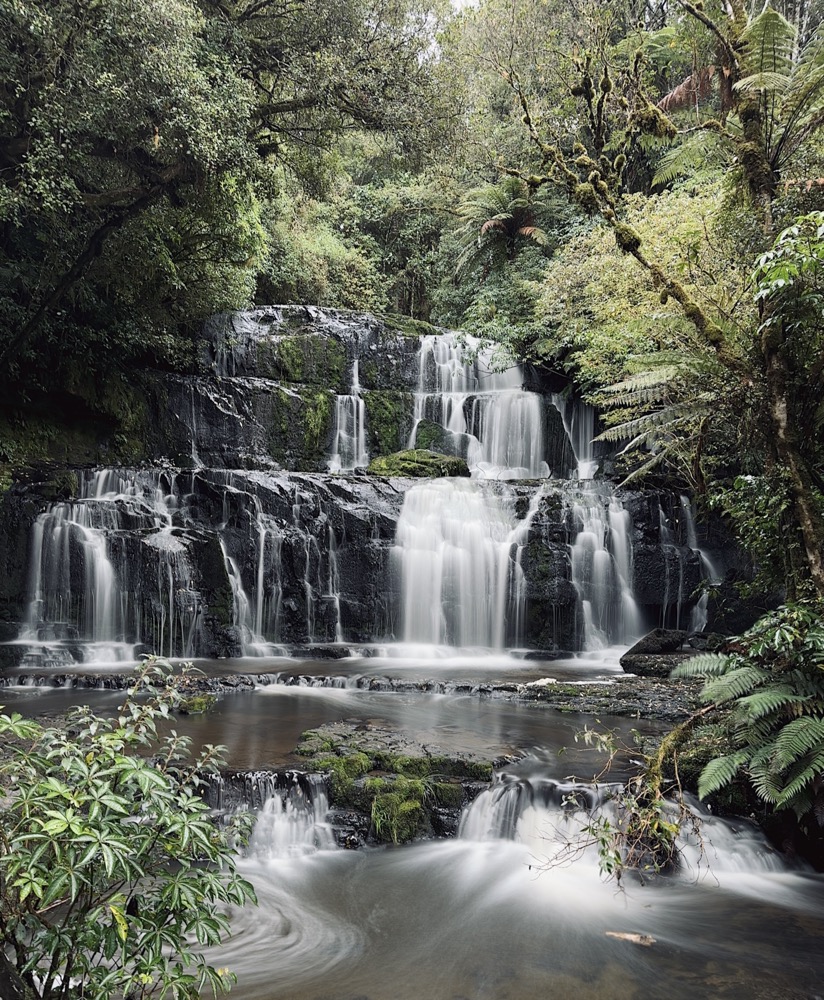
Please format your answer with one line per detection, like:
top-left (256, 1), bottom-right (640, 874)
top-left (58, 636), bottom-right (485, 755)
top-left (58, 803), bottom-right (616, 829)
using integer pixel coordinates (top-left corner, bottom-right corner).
top-left (392, 480), bottom-right (544, 649)
top-left (329, 359), bottom-right (369, 472)
top-left (567, 485), bottom-right (642, 650)
top-left (19, 470), bottom-right (199, 666)
top-left (408, 334), bottom-right (549, 480)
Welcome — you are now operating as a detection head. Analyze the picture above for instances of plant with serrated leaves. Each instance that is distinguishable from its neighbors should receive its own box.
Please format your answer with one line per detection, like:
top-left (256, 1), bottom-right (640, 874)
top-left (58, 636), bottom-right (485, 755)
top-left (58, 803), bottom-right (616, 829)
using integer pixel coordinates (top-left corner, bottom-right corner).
top-left (0, 658), bottom-right (256, 1000)
top-left (672, 604), bottom-right (824, 818)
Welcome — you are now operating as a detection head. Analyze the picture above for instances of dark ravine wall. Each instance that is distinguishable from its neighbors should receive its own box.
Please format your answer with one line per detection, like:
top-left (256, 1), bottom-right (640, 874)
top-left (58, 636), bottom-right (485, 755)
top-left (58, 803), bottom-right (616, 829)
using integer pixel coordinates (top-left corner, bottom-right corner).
top-left (0, 307), bottom-right (744, 664)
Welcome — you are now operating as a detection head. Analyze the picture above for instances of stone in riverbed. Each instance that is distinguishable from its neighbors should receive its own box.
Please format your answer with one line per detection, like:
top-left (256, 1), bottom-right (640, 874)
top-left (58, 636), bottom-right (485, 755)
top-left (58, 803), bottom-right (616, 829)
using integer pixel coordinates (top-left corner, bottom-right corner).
top-left (366, 449), bottom-right (470, 478)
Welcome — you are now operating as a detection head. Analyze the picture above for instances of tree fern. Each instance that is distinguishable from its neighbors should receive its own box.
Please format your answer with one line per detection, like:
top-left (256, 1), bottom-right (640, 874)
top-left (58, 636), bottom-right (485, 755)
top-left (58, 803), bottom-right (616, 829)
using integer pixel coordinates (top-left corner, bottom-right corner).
top-left (652, 132), bottom-right (724, 187)
top-left (697, 751), bottom-right (750, 799)
top-left (681, 604), bottom-right (824, 820)
top-left (671, 653), bottom-right (731, 678)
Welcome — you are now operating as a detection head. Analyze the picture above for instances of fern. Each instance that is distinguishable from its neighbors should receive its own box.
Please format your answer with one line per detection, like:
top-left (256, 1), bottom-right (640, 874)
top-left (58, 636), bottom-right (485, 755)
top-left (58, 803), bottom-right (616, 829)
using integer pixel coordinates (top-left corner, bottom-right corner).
top-left (701, 665), bottom-right (770, 705)
top-left (739, 8), bottom-right (796, 79)
top-left (697, 751), bottom-right (750, 799)
top-left (734, 686), bottom-right (808, 722)
top-left (671, 653), bottom-right (730, 679)
top-left (653, 132), bottom-right (724, 187)
top-left (769, 717), bottom-right (824, 771)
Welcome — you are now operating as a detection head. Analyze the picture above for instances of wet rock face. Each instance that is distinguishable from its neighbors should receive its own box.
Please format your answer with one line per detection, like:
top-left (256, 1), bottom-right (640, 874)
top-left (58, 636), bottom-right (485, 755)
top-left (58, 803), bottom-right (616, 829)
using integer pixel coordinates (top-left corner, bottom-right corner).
top-left (0, 308), bottom-right (759, 662)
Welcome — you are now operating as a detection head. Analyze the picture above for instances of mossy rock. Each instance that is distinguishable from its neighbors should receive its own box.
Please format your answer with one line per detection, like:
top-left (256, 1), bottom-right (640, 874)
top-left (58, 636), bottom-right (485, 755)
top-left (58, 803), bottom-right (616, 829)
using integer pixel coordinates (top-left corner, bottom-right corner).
top-left (412, 419), bottom-right (450, 453)
top-left (177, 693), bottom-right (217, 715)
top-left (257, 334), bottom-right (347, 391)
top-left (378, 313), bottom-right (442, 339)
top-left (362, 390), bottom-right (414, 455)
top-left (367, 449), bottom-right (470, 478)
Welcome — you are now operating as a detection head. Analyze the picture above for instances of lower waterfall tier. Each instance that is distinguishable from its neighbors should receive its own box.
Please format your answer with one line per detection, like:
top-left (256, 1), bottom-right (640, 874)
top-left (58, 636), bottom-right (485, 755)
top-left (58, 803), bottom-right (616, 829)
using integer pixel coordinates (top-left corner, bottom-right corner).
top-left (0, 467), bottom-right (727, 666)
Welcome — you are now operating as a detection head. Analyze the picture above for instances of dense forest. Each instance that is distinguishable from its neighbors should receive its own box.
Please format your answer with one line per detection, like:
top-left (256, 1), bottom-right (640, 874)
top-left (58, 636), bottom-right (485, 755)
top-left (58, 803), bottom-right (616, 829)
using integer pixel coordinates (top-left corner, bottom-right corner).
top-left (2, 0), bottom-right (824, 869)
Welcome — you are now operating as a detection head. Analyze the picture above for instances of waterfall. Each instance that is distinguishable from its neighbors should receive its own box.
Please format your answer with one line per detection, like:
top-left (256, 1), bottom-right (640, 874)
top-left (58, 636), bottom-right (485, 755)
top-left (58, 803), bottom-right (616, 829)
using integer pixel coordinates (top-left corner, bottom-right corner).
top-left (458, 769), bottom-right (787, 874)
top-left (567, 485), bottom-right (642, 649)
top-left (19, 470), bottom-right (200, 665)
top-left (391, 480), bottom-right (543, 649)
top-left (679, 495), bottom-right (724, 632)
top-left (552, 395), bottom-right (598, 479)
top-left (204, 771), bottom-right (336, 857)
top-left (329, 359), bottom-right (369, 472)
top-left (407, 334), bottom-right (549, 480)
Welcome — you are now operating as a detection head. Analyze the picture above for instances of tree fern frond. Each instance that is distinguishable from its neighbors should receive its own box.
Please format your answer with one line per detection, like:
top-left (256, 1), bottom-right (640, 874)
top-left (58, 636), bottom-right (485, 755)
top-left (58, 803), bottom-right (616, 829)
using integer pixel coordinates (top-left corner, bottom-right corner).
top-left (740, 8), bottom-right (796, 78)
top-left (702, 665), bottom-right (769, 704)
top-left (769, 716), bottom-right (824, 771)
top-left (734, 71), bottom-right (792, 94)
top-left (652, 132), bottom-right (724, 187)
top-left (734, 685), bottom-right (808, 722)
top-left (602, 385), bottom-right (673, 409)
top-left (671, 653), bottom-right (731, 678)
top-left (616, 448), bottom-right (673, 485)
top-left (602, 367), bottom-right (682, 394)
top-left (697, 750), bottom-right (750, 798)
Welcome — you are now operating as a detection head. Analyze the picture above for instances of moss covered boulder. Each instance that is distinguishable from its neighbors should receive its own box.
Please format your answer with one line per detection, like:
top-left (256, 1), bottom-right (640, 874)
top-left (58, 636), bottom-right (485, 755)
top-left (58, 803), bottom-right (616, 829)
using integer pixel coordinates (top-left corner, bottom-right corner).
top-left (367, 449), bottom-right (470, 478)
top-left (294, 720), bottom-right (494, 844)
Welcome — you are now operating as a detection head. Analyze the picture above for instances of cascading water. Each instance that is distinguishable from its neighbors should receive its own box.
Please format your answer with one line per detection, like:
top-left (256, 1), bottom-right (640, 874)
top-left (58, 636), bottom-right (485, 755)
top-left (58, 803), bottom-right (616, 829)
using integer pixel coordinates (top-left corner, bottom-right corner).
top-left (566, 485), bottom-right (643, 650)
top-left (552, 394), bottom-right (598, 479)
top-left (680, 494), bottom-right (724, 632)
top-left (458, 765), bottom-right (790, 876)
top-left (328, 359), bottom-right (369, 473)
top-left (407, 334), bottom-right (549, 480)
top-left (391, 480), bottom-right (543, 649)
top-left (18, 470), bottom-right (200, 665)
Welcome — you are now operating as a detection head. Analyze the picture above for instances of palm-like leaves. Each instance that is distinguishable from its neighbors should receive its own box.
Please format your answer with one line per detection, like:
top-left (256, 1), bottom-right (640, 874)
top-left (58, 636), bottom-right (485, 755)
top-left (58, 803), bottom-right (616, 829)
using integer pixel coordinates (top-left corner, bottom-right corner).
top-left (592, 351), bottom-right (725, 486)
top-left (455, 175), bottom-right (550, 278)
top-left (655, 8), bottom-right (824, 191)
top-left (672, 606), bottom-right (824, 815)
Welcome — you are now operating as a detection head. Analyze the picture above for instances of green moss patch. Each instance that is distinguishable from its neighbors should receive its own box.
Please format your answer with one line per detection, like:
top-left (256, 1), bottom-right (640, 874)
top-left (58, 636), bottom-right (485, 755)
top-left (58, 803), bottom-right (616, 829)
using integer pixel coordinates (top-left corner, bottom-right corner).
top-left (367, 449), bottom-right (469, 478)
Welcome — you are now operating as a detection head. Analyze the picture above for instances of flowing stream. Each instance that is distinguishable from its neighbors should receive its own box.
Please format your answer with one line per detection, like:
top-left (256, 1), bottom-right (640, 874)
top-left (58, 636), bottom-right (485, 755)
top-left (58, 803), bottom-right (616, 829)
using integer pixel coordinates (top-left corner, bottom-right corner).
top-left (5, 324), bottom-right (822, 998)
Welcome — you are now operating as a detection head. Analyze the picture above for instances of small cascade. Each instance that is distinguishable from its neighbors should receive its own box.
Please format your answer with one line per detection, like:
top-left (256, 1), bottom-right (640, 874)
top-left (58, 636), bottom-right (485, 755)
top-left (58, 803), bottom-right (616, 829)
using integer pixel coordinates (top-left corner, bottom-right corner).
top-left (204, 770), bottom-right (336, 857)
top-left (407, 334), bottom-right (549, 479)
top-left (552, 395), bottom-right (598, 479)
top-left (458, 769), bottom-right (787, 875)
top-left (459, 773), bottom-right (621, 866)
top-left (18, 470), bottom-right (200, 665)
top-left (328, 359), bottom-right (369, 472)
top-left (217, 481), bottom-right (287, 657)
top-left (391, 480), bottom-right (542, 649)
top-left (680, 495), bottom-right (724, 632)
top-left (567, 486), bottom-right (642, 649)
top-left (658, 503), bottom-right (687, 629)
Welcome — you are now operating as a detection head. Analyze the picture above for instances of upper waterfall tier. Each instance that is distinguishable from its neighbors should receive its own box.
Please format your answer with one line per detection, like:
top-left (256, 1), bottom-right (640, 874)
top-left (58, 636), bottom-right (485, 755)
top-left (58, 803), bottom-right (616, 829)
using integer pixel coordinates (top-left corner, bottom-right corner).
top-left (91, 307), bottom-right (577, 476)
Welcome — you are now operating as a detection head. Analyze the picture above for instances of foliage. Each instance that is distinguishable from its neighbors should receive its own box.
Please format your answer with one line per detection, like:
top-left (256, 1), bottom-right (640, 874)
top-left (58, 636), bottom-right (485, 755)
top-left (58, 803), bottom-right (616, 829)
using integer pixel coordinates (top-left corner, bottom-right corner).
top-left (673, 604), bottom-right (824, 821)
top-left (0, 658), bottom-right (256, 1000)
top-left (0, 0), bottom-right (449, 426)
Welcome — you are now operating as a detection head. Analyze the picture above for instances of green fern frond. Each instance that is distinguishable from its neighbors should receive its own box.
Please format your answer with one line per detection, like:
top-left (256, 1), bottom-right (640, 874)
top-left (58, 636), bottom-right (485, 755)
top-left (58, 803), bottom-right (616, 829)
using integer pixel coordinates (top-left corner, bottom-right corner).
top-left (734, 686), bottom-right (808, 722)
top-left (734, 71), bottom-right (792, 94)
top-left (769, 716), bottom-right (824, 771)
top-left (652, 132), bottom-right (724, 187)
top-left (615, 448), bottom-right (672, 485)
top-left (740, 8), bottom-right (796, 78)
top-left (697, 750), bottom-right (750, 798)
top-left (602, 385), bottom-right (672, 409)
top-left (602, 367), bottom-right (681, 394)
top-left (701, 665), bottom-right (769, 705)
top-left (671, 653), bottom-right (730, 678)
top-left (772, 747), bottom-right (824, 810)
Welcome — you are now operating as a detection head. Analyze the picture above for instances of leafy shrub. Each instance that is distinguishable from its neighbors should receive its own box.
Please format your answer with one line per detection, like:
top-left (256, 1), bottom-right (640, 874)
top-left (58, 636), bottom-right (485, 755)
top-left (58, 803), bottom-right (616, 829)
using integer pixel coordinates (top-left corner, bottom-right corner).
top-left (0, 658), bottom-right (256, 1000)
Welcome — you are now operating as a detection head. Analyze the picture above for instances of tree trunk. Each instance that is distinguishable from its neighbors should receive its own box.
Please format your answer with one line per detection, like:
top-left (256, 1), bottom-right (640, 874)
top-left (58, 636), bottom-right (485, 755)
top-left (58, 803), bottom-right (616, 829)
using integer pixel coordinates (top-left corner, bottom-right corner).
top-left (763, 336), bottom-right (824, 599)
top-left (0, 953), bottom-right (35, 1000)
